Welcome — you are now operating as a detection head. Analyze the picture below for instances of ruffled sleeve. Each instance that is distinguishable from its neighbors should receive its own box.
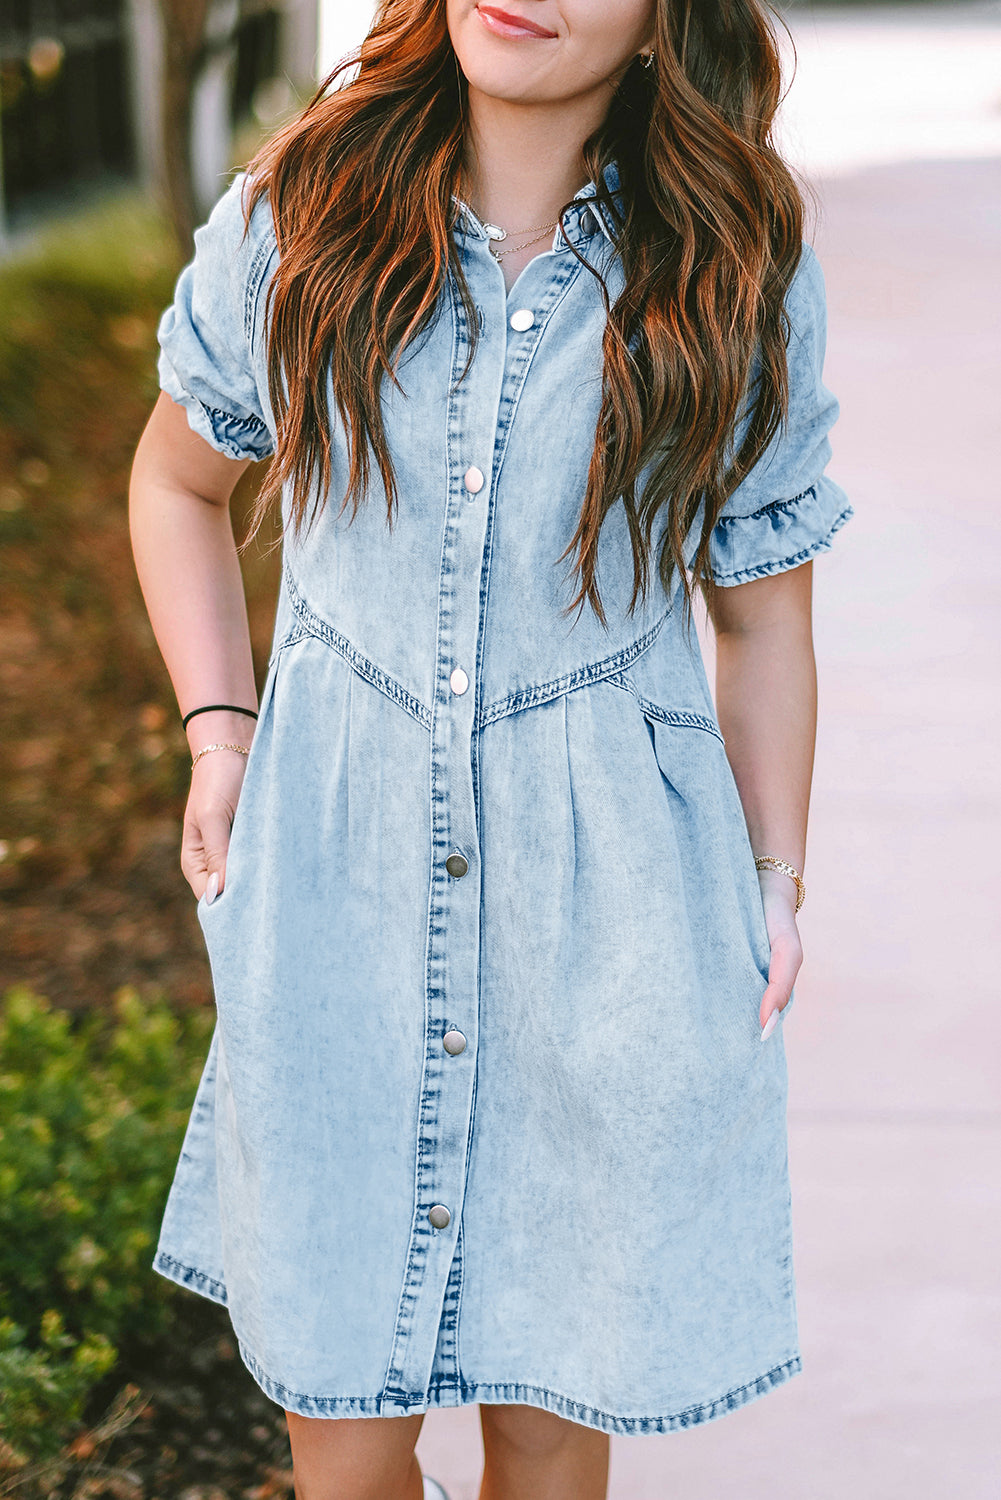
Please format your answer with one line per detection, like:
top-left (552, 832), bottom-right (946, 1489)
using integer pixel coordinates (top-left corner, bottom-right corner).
top-left (156, 171), bottom-right (276, 462)
top-left (707, 242), bottom-right (853, 587)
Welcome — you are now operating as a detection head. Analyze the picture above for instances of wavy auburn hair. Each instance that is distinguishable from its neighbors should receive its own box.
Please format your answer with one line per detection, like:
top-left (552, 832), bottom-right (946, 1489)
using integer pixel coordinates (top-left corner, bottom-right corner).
top-left (241, 0), bottom-right (809, 625)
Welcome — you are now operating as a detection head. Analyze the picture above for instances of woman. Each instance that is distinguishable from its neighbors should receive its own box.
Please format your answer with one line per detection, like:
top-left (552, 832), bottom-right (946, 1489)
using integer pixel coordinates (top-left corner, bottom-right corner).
top-left (129, 1), bottom-right (852, 1497)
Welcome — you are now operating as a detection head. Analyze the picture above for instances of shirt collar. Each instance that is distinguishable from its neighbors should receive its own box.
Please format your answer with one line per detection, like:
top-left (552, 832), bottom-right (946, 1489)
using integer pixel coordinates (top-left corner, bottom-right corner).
top-left (574, 159), bottom-right (622, 246)
top-left (452, 159), bottom-right (623, 251)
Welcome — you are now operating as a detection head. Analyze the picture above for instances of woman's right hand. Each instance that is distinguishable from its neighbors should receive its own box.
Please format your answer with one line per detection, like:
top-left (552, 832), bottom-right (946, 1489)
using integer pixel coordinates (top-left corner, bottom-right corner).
top-left (181, 747), bottom-right (250, 902)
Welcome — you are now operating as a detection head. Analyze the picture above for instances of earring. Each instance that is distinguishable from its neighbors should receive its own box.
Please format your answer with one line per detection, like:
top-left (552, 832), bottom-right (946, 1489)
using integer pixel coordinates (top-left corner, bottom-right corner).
top-left (641, 49), bottom-right (655, 69)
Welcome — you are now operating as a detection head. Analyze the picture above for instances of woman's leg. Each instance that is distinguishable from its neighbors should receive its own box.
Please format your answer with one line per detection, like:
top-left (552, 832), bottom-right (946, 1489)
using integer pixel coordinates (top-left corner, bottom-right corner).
top-left (284, 1410), bottom-right (426, 1500)
top-left (478, 1403), bottom-right (610, 1500)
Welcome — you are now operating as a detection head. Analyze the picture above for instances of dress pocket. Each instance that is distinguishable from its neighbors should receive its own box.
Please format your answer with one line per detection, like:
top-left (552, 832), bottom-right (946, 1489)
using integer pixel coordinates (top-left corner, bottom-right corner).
top-left (641, 707), bottom-right (773, 1015)
top-left (193, 638), bottom-right (288, 922)
top-left (195, 746), bottom-right (254, 922)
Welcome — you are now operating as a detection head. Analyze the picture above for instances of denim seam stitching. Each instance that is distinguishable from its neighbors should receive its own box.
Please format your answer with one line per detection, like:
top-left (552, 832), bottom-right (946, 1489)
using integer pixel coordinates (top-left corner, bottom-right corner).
top-left (485, 256), bottom-right (584, 498)
top-left (712, 502), bottom-right (853, 586)
top-left (238, 179), bottom-right (279, 450)
top-left (199, 401), bottom-right (270, 445)
top-left (281, 561), bottom-right (432, 730)
top-left (153, 1259), bottom-right (802, 1431)
top-left (713, 483), bottom-right (817, 527)
top-left (381, 277), bottom-right (468, 1404)
top-left (153, 1250), bottom-right (228, 1305)
top-left (426, 1359), bottom-right (803, 1429)
top-left (244, 225), bottom-right (278, 344)
top-left (477, 606), bottom-right (671, 729)
top-left (229, 1332), bottom-right (802, 1433)
top-left (605, 676), bottom-right (724, 743)
top-left (266, 625), bottom-right (311, 671)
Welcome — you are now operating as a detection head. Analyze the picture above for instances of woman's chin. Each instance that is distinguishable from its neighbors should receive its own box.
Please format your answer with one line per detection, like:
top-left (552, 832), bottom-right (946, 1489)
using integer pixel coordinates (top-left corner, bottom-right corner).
top-left (460, 64), bottom-right (566, 109)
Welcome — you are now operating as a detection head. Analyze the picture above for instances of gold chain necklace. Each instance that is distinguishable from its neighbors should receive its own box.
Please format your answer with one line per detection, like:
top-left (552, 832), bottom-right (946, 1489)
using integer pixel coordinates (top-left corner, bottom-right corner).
top-left (482, 217), bottom-right (558, 243)
top-left (454, 183), bottom-right (562, 262)
top-left (490, 223), bottom-right (559, 262)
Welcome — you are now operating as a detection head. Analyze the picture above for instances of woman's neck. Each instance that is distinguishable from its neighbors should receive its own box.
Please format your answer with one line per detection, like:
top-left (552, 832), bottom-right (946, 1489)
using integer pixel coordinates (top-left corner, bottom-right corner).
top-left (460, 86), bottom-right (603, 235)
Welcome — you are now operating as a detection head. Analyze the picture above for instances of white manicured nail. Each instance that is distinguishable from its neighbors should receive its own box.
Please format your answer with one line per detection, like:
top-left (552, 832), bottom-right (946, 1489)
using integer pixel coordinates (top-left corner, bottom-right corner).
top-left (760, 1009), bottom-right (779, 1042)
top-left (205, 870), bottom-right (219, 904)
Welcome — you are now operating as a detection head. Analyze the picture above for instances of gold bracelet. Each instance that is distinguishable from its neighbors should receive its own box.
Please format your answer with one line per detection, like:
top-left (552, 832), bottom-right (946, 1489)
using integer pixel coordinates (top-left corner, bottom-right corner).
top-left (754, 855), bottom-right (805, 913)
top-left (191, 742), bottom-right (251, 771)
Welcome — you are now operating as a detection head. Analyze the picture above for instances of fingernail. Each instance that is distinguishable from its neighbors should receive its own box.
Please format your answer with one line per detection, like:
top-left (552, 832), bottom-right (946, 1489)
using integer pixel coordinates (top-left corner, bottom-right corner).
top-left (760, 1009), bottom-right (779, 1042)
top-left (205, 870), bottom-right (219, 904)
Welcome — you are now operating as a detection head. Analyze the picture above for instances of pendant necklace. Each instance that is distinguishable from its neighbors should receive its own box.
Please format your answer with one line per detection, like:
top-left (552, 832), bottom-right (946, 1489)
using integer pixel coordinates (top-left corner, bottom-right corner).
top-left (489, 223), bottom-right (559, 262)
top-left (483, 218), bottom-right (560, 262)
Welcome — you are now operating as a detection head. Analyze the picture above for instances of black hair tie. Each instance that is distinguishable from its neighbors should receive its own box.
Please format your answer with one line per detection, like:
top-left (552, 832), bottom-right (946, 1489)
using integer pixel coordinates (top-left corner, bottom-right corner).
top-left (182, 703), bottom-right (260, 730)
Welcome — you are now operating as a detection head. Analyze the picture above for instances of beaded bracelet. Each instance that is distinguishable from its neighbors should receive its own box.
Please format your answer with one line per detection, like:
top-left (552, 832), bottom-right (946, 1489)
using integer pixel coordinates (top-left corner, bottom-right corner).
top-left (191, 742), bottom-right (251, 771)
top-left (754, 855), bottom-right (805, 913)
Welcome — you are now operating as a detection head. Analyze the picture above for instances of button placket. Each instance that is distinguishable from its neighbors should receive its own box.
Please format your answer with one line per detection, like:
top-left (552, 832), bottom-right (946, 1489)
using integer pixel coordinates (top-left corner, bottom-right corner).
top-left (383, 248), bottom-right (579, 1405)
top-left (382, 261), bottom-right (499, 1403)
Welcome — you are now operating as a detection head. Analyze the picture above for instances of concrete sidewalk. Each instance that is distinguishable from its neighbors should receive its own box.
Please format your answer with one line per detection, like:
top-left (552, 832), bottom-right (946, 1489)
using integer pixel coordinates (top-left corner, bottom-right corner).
top-left (416, 7), bottom-right (1001, 1496)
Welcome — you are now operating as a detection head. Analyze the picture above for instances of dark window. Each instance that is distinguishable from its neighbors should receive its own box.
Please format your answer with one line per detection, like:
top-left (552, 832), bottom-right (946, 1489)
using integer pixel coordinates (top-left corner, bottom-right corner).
top-left (231, 3), bottom-right (283, 126)
top-left (0, 0), bottom-right (135, 225)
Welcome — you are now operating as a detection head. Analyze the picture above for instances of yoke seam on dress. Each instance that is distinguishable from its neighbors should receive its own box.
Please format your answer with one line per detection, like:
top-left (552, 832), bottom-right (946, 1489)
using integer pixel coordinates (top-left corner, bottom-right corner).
top-left (266, 625), bottom-right (311, 670)
top-left (477, 604), bottom-right (671, 729)
top-left (604, 676), bottom-right (725, 743)
top-left (281, 559), bottom-right (432, 729)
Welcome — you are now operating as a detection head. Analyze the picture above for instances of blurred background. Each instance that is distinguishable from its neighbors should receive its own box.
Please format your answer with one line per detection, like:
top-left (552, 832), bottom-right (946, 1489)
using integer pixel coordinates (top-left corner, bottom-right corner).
top-left (0, 2), bottom-right (998, 1497)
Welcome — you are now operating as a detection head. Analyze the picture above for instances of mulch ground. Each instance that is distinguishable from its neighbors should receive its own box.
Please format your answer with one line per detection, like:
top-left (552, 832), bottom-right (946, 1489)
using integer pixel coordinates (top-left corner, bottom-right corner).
top-left (0, 209), bottom-right (282, 1019)
top-left (0, 198), bottom-right (290, 1498)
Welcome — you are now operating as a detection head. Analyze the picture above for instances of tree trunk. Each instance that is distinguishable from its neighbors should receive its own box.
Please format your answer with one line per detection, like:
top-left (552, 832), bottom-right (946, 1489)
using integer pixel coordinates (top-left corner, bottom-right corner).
top-left (156, 0), bottom-right (212, 258)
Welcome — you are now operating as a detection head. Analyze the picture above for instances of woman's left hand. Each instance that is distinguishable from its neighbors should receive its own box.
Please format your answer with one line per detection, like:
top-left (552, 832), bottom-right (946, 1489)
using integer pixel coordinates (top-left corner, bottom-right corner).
top-left (757, 869), bottom-right (803, 1039)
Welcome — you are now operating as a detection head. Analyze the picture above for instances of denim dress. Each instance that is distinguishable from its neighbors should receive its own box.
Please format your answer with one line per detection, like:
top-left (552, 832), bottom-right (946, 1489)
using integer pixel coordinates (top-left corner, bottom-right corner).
top-left (151, 162), bottom-right (852, 1434)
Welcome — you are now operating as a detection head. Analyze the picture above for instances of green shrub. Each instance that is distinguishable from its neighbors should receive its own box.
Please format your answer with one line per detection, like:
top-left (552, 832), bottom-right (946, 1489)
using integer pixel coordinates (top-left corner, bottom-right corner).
top-left (0, 986), bottom-right (214, 1469)
top-left (0, 191), bottom-right (179, 434)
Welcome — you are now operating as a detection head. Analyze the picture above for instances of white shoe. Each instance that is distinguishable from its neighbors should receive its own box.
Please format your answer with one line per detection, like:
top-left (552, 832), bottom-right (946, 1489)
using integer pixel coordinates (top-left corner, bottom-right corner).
top-left (423, 1478), bottom-right (450, 1500)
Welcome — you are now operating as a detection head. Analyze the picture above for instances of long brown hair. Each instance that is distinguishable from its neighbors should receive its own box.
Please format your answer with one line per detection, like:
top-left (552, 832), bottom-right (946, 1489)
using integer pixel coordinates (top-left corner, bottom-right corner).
top-left (241, 0), bottom-right (808, 626)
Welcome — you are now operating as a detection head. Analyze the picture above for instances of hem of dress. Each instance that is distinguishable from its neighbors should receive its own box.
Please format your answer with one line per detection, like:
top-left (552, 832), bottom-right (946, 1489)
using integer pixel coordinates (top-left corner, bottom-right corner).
top-left (238, 1339), bottom-right (803, 1436)
top-left (152, 1248), bottom-right (229, 1307)
top-left (152, 1250), bottom-right (802, 1435)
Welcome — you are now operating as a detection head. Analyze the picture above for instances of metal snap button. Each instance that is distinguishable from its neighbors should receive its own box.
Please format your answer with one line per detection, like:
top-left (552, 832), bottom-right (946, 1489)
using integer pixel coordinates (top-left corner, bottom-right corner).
top-left (443, 1029), bottom-right (467, 1055)
top-left (428, 1204), bottom-right (451, 1229)
top-left (509, 307), bottom-right (535, 332)
top-left (445, 852), bottom-right (468, 878)
top-left (449, 667), bottom-right (469, 695)
top-left (463, 466), bottom-right (485, 494)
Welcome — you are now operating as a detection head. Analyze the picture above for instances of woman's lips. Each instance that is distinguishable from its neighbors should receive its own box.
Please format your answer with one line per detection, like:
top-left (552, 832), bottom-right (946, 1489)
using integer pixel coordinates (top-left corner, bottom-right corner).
top-left (476, 6), bottom-right (559, 41)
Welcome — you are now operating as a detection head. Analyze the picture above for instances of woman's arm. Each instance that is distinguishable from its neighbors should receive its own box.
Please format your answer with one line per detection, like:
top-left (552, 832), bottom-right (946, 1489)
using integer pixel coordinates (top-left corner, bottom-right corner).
top-left (702, 560), bottom-right (817, 1035)
top-left (129, 390), bottom-right (257, 901)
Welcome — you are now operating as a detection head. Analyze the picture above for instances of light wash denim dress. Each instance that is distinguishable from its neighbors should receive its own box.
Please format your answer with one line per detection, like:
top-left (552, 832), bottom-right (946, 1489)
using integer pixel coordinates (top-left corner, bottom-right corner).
top-left (151, 161), bottom-right (852, 1434)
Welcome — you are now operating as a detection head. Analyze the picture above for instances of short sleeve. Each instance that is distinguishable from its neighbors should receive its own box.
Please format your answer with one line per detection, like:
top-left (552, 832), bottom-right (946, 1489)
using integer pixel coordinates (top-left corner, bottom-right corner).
top-left (156, 171), bottom-right (276, 462)
top-left (707, 242), bottom-right (853, 587)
